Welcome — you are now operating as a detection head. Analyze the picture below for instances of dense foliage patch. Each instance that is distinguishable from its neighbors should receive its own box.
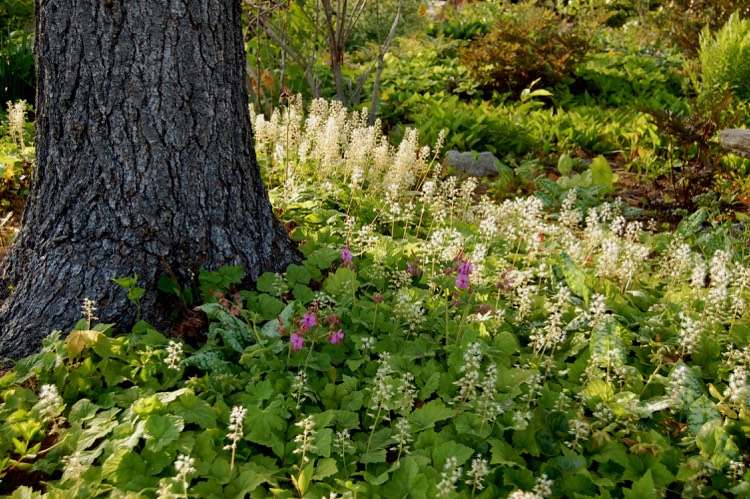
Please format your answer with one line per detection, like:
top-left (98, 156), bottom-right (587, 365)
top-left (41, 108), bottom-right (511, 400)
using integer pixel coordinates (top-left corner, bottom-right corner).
top-left (459, 3), bottom-right (591, 94)
top-left (2, 101), bottom-right (750, 498)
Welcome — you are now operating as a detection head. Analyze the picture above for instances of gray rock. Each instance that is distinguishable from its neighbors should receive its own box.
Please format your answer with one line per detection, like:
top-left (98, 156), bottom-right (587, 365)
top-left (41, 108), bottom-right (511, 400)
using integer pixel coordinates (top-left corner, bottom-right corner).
top-left (719, 129), bottom-right (750, 158)
top-left (443, 150), bottom-right (500, 178)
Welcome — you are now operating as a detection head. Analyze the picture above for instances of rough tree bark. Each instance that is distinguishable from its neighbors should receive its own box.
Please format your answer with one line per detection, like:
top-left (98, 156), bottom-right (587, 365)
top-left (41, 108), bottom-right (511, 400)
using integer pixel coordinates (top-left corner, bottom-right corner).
top-left (0, 0), bottom-right (299, 358)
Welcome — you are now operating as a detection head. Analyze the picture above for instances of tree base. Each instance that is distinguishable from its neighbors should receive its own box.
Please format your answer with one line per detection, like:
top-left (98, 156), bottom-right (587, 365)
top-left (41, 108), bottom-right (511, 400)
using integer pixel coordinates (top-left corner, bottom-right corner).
top-left (0, 223), bottom-right (298, 359)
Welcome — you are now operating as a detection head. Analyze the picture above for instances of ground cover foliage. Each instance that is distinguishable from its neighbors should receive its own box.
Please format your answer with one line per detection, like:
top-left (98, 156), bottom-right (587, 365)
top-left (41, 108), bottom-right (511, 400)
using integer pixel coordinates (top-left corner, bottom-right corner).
top-left (3, 0), bottom-right (750, 497)
top-left (1, 99), bottom-right (750, 498)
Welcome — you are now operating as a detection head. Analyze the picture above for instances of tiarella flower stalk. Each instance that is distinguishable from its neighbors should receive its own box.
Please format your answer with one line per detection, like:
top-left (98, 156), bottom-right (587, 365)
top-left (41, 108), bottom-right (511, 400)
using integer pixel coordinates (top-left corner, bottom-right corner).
top-left (291, 370), bottom-right (313, 409)
top-left (393, 418), bottom-right (412, 459)
top-left (293, 416), bottom-right (317, 465)
top-left (35, 384), bottom-right (64, 422)
top-left (7, 100), bottom-right (26, 149)
top-left (165, 341), bottom-right (183, 370)
top-left (436, 457), bottom-right (462, 498)
top-left (454, 342), bottom-right (482, 404)
top-left (224, 406), bottom-right (247, 470)
top-left (466, 455), bottom-right (489, 493)
top-left (175, 454), bottom-right (195, 495)
top-left (81, 298), bottom-right (98, 326)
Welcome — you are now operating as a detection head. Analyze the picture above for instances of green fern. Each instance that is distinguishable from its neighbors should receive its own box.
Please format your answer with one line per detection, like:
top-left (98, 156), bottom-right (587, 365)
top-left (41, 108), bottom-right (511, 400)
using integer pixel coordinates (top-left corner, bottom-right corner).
top-left (700, 13), bottom-right (750, 102)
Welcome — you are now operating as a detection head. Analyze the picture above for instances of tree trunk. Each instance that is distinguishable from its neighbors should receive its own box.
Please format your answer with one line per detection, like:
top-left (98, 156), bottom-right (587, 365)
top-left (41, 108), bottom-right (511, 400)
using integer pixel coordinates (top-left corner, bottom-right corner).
top-left (0, 0), bottom-right (299, 358)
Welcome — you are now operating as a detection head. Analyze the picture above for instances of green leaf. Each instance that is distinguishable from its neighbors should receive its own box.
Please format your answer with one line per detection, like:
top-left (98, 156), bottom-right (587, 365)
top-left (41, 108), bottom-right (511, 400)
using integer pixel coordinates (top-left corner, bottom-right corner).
top-left (410, 400), bottom-right (453, 430)
top-left (194, 430), bottom-right (220, 463)
top-left (558, 154), bottom-right (575, 176)
top-left (253, 294), bottom-right (285, 321)
top-left (119, 453), bottom-right (151, 489)
top-left (561, 254), bottom-right (590, 302)
top-left (77, 408), bottom-right (121, 450)
top-left (292, 463), bottom-right (314, 496)
top-left (307, 247), bottom-right (339, 269)
top-left (363, 469), bottom-right (390, 485)
top-left (144, 415), bottom-right (184, 452)
top-left (315, 428), bottom-right (333, 458)
top-left (199, 265), bottom-right (245, 299)
top-left (286, 264), bottom-right (311, 286)
top-left (494, 331), bottom-right (520, 358)
top-left (205, 458), bottom-right (231, 484)
top-left (490, 438), bottom-right (525, 467)
top-left (292, 284), bottom-right (315, 304)
top-left (432, 440), bottom-right (474, 470)
top-left (127, 286), bottom-right (145, 303)
top-left (360, 449), bottom-right (387, 463)
top-left (255, 272), bottom-right (280, 294)
top-left (687, 395), bottom-right (720, 434)
top-left (385, 456), bottom-right (431, 498)
top-left (261, 303), bottom-right (295, 338)
top-left (229, 461), bottom-right (279, 497)
top-left (313, 458), bottom-right (338, 480)
top-left (244, 402), bottom-right (288, 458)
top-left (113, 276), bottom-right (138, 289)
top-left (323, 267), bottom-right (359, 300)
top-left (591, 156), bottom-right (614, 191)
top-left (583, 380), bottom-right (614, 402)
top-left (66, 330), bottom-right (103, 356)
top-left (68, 399), bottom-right (99, 425)
top-left (624, 469), bottom-right (657, 499)
top-left (171, 393), bottom-right (216, 428)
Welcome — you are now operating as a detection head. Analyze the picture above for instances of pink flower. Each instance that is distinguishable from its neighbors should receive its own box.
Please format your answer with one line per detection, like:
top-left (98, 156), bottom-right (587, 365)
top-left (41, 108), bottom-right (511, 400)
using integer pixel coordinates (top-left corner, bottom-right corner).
top-left (328, 329), bottom-right (345, 345)
top-left (457, 260), bottom-right (473, 276)
top-left (341, 247), bottom-right (353, 265)
top-left (300, 312), bottom-right (317, 332)
top-left (290, 333), bottom-right (304, 351)
top-left (407, 261), bottom-right (422, 277)
top-left (455, 272), bottom-right (470, 290)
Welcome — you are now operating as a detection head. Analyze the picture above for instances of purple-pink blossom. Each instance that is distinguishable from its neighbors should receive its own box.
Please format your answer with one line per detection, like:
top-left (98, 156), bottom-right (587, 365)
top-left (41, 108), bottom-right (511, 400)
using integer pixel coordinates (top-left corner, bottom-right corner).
top-left (341, 246), bottom-right (353, 265)
top-left (300, 312), bottom-right (317, 332)
top-left (455, 272), bottom-right (470, 290)
top-left (328, 329), bottom-right (345, 345)
top-left (455, 260), bottom-right (472, 290)
top-left (407, 261), bottom-right (422, 277)
top-left (290, 333), bottom-right (304, 351)
top-left (458, 261), bottom-right (473, 276)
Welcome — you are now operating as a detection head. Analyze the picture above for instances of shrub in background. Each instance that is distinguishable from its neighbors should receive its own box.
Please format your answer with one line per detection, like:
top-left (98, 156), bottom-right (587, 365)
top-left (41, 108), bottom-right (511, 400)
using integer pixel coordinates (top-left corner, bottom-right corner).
top-left (0, 30), bottom-right (34, 104)
top-left (656, 0), bottom-right (750, 56)
top-left (374, 37), bottom-right (480, 126)
top-left (346, 0), bottom-right (424, 50)
top-left (0, 0), bottom-right (34, 103)
top-left (459, 2), bottom-right (590, 95)
top-left (699, 13), bottom-right (750, 104)
top-left (425, 1), bottom-right (501, 40)
top-left (575, 48), bottom-right (687, 111)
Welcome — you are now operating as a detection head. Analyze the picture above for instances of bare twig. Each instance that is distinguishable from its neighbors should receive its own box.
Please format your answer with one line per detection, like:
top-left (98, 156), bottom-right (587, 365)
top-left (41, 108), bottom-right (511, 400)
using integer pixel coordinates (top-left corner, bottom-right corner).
top-left (368, 0), bottom-right (402, 124)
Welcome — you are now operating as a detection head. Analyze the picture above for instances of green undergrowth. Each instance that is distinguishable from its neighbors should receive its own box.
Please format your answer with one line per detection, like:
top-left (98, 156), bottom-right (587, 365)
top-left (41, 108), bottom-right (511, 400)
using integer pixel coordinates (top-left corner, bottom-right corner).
top-left (2, 118), bottom-right (750, 496)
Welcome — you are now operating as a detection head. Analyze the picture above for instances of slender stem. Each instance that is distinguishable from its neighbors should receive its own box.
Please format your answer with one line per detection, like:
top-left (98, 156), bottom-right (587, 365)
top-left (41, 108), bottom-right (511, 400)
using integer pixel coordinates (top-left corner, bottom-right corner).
top-left (364, 407), bottom-right (382, 471)
top-left (444, 293), bottom-right (450, 345)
